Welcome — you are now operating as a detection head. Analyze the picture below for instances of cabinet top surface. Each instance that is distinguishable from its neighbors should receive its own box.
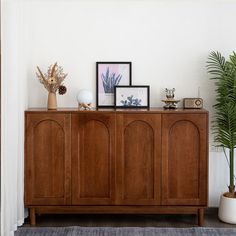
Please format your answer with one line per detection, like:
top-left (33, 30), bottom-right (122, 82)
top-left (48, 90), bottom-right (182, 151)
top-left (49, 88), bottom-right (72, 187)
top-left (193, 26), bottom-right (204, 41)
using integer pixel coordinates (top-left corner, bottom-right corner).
top-left (25, 107), bottom-right (208, 114)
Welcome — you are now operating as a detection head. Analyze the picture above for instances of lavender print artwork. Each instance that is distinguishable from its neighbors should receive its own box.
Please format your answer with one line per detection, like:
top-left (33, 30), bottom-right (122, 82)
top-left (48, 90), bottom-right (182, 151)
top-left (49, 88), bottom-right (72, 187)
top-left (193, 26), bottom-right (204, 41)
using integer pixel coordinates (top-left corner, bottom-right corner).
top-left (97, 62), bottom-right (131, 107)
top-left (102, 67), bottom-right (122, 93)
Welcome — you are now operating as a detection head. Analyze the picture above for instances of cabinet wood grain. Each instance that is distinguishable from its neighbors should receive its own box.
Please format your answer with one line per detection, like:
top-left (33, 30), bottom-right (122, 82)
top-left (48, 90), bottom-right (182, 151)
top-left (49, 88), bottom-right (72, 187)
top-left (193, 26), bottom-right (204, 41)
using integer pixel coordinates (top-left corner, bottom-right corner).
top-left (116, 114), bottom-right (161, 205)
top-left (25, 113), bottom-right (71, 206)
top-left (25, 108), bottom-right (208, 226)
top-left (162, 114), bottom-right (208, 206)
top-left (71, 113), bottom-right (115, 205)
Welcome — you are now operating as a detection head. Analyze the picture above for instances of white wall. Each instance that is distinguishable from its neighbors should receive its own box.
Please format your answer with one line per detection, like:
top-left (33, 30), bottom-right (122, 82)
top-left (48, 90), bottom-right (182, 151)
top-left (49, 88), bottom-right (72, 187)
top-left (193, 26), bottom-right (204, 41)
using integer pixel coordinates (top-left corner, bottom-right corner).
top-left (19, 0), bottom-right (236, 206)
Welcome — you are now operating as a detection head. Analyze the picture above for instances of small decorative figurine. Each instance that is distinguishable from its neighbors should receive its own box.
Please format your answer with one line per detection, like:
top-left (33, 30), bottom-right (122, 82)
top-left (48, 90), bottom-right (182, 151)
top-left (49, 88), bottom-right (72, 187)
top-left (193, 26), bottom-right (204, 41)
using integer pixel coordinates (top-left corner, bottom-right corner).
top-left (162, 88), bottom-right (180, 109)
top-left (165, 88), bottom-right (175, 99)
top-left (36, 62), bottom-right (67, 110)
top-left (77, 89), bottom-right (93, 110)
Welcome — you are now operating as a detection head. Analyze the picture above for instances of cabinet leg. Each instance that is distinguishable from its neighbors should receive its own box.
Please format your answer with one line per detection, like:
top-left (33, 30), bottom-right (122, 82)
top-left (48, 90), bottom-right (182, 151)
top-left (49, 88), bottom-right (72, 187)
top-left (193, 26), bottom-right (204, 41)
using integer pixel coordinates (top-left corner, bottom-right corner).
top-left (29, 208), bottom-right (36, 226)
top-left (198, 208), bottom-right (204, 226)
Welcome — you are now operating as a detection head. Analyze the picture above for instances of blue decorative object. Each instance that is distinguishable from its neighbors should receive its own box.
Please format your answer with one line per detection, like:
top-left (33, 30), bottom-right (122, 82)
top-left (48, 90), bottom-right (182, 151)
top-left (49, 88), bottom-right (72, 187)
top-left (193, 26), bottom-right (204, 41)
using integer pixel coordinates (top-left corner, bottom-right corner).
top-left (120, 95), bottom-right (142, 106)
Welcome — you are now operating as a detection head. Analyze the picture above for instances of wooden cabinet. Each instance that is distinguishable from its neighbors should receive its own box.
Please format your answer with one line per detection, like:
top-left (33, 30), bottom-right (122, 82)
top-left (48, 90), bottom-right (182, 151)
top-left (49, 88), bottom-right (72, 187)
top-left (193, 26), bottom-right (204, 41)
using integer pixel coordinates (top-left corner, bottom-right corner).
top-left (25, 113), bottom-right (71, 206)
top-left (71, 113), bottom-right (115, 205)
top-left (116, 114), bottom-right (161, 205)
top-left (162, 114), bottom-right (208, 206)
top-left (25, 108), bottom-right (208, 226)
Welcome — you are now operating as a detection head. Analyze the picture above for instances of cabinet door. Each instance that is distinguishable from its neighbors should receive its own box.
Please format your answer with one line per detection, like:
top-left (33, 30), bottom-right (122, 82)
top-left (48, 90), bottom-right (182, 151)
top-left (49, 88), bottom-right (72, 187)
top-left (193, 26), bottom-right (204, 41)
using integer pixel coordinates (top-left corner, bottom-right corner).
top-left (116, 114), bottom-right (161, 205)
top-left (25, 113), bottom-right (71, 206)
top-left (71, 113), bottom-right (115, 205)
top-left (162, 114), bottom-right (208, 206)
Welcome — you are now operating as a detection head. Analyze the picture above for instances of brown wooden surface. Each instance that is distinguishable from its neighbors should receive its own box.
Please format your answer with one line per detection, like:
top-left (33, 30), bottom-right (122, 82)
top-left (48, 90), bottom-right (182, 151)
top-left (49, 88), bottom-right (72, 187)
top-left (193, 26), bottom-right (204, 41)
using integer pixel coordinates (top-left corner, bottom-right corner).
top-left (25, 113), bottom-right (71, 206)
top-left (26, 107), bottom-right (208, 114)
top-left (198, 208), bottom-right (205, 226)
top-left (162, 114), bottom-right (208, 206)
top-left (25, 109), bottom-right (208, 226)
top-left (31, 205), bottom-right (202, 215)
top-left (71, 113), bottom-right (115, 205)
top-left (29, 208), bottom-right (36, 226)
top-left (116, 114), bottom-right (161, 205)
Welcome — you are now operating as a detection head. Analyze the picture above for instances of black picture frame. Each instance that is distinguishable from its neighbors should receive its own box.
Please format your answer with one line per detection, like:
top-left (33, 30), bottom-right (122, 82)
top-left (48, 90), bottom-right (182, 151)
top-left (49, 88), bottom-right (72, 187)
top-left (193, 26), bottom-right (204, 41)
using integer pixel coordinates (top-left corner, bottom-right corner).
top-left (96, 62), bottom-right (132, 108)
top-left (114, 85), bottom-right (150, 108)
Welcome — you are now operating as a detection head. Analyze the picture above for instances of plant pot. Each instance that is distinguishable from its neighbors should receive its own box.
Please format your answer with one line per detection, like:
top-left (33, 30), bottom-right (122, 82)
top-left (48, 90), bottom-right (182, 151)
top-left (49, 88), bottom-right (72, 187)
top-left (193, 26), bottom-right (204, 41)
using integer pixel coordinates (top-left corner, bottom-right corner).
top-left (218, 194), bottom-right (236, 224)
top-left (47, 92), bottom-right (57, 110)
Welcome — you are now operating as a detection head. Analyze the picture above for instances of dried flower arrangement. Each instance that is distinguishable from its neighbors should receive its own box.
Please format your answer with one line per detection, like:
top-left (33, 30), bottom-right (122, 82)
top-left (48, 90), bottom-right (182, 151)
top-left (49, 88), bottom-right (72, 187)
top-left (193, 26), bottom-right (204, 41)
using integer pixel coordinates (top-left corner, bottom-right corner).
top-left (36, 62), bottom-right (68, 109)
top-left (36, 62), bottom-right (67, 93)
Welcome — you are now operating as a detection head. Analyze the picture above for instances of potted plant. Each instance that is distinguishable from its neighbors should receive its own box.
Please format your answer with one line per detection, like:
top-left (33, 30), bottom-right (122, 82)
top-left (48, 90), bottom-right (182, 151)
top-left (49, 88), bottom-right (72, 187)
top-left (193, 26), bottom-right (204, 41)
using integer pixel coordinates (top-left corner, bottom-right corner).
top-left (207, 51), bottom-right (236, 224)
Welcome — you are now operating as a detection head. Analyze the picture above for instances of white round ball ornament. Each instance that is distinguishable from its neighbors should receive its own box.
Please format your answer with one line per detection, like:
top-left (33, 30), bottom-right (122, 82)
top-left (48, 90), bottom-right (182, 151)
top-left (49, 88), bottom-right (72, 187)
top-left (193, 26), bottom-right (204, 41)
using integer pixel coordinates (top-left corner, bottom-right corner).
top-left (77, 89), bottom-right (93, 110)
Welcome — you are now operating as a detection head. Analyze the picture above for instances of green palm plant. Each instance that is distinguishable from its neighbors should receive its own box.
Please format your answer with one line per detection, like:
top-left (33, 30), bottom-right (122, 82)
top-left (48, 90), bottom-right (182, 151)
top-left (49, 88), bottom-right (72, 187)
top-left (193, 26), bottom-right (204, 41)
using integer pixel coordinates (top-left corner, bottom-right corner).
top-left (207, 51), bottom-right (236, 195)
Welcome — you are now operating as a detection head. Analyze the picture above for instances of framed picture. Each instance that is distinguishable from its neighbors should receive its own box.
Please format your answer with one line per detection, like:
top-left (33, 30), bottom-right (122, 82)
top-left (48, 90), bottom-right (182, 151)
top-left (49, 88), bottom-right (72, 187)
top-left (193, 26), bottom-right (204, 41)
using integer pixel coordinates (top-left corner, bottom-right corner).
top-left (96, 62), bottom-right (132, 108)
top-left (114, 85), bottom-right (150, 108)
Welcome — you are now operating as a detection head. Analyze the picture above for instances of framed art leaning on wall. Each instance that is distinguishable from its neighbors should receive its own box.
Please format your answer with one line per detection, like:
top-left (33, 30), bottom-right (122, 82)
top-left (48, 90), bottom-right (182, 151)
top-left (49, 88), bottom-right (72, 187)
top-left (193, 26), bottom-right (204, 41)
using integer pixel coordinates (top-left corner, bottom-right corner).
top-left (96, 62), bottom-right (132, 108)
top-left (114, 85), bottom-right (150, 108)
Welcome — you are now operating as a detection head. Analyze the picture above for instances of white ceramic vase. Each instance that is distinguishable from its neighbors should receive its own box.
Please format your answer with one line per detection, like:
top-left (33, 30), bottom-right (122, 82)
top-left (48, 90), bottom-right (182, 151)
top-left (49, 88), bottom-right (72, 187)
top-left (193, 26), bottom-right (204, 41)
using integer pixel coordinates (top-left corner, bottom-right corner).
top-left (218, 194), bottom-right (236, 224)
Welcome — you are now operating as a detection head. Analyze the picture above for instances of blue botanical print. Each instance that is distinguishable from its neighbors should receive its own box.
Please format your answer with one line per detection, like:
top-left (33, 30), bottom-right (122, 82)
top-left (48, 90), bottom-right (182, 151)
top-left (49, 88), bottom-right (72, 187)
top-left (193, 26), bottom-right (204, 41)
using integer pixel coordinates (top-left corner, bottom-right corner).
top-left (120, 95), bottom-right (142, 106)
top-left (101, 67), bottom-right (122, 93)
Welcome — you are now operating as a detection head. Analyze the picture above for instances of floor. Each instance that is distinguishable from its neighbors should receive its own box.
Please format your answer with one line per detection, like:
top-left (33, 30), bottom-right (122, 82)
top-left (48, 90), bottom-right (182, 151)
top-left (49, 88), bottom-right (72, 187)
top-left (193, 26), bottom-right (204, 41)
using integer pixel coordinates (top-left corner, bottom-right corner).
top-left (22, 208), bottom-right (236, 228)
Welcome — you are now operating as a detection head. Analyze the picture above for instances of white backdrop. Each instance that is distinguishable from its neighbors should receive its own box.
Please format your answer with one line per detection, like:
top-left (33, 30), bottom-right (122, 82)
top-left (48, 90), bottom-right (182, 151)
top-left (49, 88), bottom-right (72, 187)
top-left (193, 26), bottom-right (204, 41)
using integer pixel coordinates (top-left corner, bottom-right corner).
top-left (1, 0), bottom-right (236, 235)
